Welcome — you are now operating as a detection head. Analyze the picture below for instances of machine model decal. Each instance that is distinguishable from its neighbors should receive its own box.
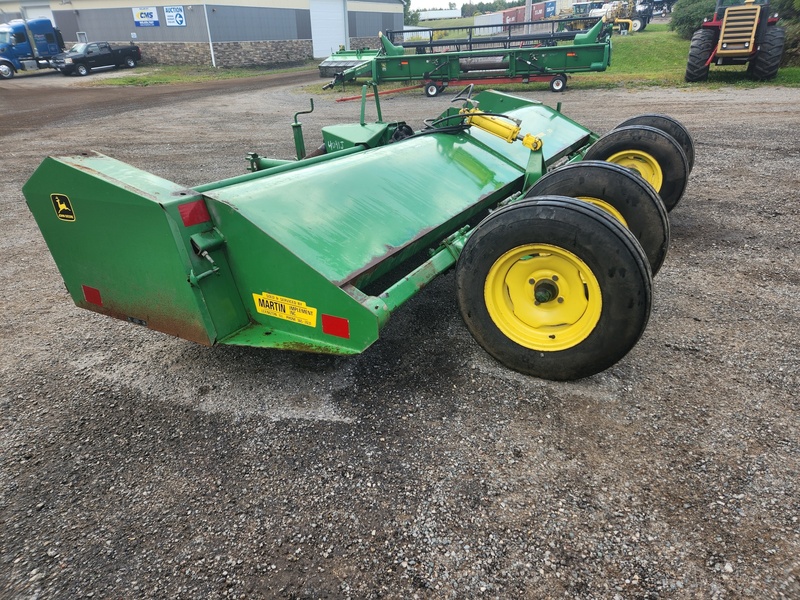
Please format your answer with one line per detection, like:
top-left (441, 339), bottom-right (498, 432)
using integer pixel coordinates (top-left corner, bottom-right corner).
top-left (253, 292), bottom-right (317, 328)
top-left (51, 193), bottom-right (75, 222)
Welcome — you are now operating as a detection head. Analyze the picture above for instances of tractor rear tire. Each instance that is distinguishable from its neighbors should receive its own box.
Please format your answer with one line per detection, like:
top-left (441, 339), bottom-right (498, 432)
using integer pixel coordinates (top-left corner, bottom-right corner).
top-left (524, 161), bottom-right (670, 275)
top-left (631, 18), bottom-right (644, 32)
top-left (685, 28), bottom-right (715, 82)
top-left (455, 196), bottom-right (652, 381)
top-left (747, 26), bottom-right (785, 81)
top-left (614, 114), bottom-right (695, 173)
top-left (583, 125), bottom-right (689, 212)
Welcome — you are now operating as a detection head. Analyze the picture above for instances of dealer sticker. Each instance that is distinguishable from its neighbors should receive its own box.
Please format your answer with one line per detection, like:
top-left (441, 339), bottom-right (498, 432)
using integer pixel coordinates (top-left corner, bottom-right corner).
top-left (253, 292), bottom-right (317, 328)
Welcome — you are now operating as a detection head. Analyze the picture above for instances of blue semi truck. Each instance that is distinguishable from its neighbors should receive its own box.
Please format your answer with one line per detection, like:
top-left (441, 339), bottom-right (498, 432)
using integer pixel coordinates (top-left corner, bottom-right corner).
top-left (0, 18), bottom-right (65, 79)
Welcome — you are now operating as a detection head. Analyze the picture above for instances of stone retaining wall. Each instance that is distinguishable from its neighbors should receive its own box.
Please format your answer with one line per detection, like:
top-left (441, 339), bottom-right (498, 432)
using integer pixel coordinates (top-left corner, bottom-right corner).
top-left (349, 37), bottom-right (381, 50)
top-left (116, 40), bottom-right (313, 68)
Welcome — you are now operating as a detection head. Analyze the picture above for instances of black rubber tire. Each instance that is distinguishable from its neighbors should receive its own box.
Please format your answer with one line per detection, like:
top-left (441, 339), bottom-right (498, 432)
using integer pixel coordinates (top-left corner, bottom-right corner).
top-left (455, 196), bottom-right (652, 381)
top-left (685, 28), bottom-right (715, 82)
top-left (76, 64), bottom-right (90, 76)
top-left (550, 74), bottom-right (567, 92)
top-left (424, 83), bottom-right (440, 97)
top-left (583, 125), bottom-right (689, 212)
top-left (524, 161), bottom-right (670, 275)
top-left (747, 26), bottom-right (785, 81)
top-left (125, 57), bottom-right (137, 68)
top-left (0, 63), bottom-right (14, 79)
top-left (614, 114), bottom-right (695, 174)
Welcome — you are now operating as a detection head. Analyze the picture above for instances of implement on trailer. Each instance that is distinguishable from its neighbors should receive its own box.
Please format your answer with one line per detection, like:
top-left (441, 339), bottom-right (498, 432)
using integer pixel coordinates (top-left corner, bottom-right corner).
top-left (324, 17), bottom-right (613, 95)
top-left (25, 85), bottom-right (694, 381)
top-left (317, 16), bottom-right (603, 77)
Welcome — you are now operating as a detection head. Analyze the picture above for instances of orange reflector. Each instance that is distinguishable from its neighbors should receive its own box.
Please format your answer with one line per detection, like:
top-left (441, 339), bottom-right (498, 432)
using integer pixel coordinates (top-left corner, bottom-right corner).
top-left (567, 52), bottom-right (577, 57)
top-left (322, 314), bottom-right (350, 339)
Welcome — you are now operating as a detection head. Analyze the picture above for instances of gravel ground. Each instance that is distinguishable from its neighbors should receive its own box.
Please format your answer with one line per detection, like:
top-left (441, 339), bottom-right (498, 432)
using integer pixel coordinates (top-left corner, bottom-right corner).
top-left (1, 70), bottom-right (799, 599)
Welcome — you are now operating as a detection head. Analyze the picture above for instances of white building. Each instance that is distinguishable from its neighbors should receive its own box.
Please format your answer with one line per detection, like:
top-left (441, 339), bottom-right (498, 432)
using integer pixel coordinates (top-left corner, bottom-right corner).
top-left (0, 0), bottom-right (404, 66)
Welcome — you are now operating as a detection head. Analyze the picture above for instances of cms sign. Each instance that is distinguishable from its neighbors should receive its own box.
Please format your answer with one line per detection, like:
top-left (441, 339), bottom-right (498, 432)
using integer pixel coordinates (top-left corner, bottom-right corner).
top-left (132, 6), bottom-right (160, 26)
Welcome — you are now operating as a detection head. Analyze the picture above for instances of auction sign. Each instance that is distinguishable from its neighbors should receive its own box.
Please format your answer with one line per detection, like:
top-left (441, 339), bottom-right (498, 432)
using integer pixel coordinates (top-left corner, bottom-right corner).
top-left (165, 6), bottom-right (186, 27)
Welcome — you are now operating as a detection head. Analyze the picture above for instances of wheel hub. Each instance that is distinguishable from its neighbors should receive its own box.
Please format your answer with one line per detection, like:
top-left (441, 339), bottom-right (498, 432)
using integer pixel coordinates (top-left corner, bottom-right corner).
top-left (484, 244), bottom-right (602, 351)
top-left (605, 149), bottom-right (663, 192)
top-left (533, 278), bottom-right (560, 304)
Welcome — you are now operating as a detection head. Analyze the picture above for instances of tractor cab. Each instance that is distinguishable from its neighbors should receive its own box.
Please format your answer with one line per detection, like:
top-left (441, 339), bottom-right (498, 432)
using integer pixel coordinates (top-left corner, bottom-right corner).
top-left (572, 1), bottom-right (605, 17)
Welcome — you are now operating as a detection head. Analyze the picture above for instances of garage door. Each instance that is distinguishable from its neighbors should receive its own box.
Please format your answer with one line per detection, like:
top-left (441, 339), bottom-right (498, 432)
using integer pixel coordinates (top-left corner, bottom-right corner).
top-left (22, 5), bottom-right (55, 24)
top-left (310, 0), bottom-right (348, 58)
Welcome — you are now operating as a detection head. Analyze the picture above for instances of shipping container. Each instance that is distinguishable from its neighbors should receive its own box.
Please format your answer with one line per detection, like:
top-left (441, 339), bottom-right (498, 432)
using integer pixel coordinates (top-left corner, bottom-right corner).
top-left (475, 11), bottom-right (504, 34)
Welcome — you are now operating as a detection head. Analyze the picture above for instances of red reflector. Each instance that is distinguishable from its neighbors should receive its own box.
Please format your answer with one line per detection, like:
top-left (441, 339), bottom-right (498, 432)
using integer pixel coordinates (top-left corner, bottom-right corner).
top-left (322, 314), bottom-right (350, 339)
top-left (178, 200), bottom-right (211, 227)
top-left (567, 52), bottom-right (577, 57)
top-left (400, 61), bottom-right (408, 65)
top-left (82, 285), bottom-right (102, 306)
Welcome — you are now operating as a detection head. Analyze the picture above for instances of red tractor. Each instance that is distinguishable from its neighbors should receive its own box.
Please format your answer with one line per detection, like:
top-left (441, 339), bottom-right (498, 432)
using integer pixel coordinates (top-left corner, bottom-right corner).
top-left (685, 0), bottom-right (785, 81)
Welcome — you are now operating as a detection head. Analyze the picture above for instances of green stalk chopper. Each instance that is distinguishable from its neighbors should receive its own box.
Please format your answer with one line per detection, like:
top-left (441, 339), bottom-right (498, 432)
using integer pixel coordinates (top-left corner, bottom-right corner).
top-left (24, 85), bottom-right (694, 381)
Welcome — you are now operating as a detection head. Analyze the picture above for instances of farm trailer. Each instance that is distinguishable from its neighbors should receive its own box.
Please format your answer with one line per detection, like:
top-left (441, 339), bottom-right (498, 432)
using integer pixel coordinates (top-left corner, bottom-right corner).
top-left (324, 17), bottom-right (615, 95)
top-left (318, 16), bottom-right (603, 78)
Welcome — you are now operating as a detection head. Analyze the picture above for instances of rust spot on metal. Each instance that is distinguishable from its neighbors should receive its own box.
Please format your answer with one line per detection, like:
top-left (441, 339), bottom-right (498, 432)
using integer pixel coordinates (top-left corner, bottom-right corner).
top-left (335, 224), bottom-right (440, 287)
top-left (77, 299), bottom-right (213, 346)
top-left (272, 341), bottom-right (352, 355)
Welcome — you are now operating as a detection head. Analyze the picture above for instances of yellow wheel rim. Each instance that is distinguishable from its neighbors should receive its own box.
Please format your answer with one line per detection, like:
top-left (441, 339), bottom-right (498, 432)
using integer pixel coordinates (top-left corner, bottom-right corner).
top-left (606, 149), bottom-right (663, 192)
top-left (577, 195), bottom-right (629, 228)
top-left (484, 244), bottom-right (602, 352)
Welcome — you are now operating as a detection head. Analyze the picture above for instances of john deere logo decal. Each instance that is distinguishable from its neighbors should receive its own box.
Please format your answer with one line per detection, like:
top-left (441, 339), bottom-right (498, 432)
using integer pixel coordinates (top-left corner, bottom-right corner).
top-left (51, 193), bottom-right (75, 222)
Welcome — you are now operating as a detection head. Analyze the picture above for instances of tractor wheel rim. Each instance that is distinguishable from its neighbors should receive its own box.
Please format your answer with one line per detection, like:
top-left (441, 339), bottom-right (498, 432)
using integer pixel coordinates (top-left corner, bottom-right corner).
top-left (0, 65), bottom-right (10, 77)
top-left (576, 195), bottom-right (629, 228)
top-left (484, 243), bottom-right (602, 351)
top-left (606, 149), bottom-right (663, 192)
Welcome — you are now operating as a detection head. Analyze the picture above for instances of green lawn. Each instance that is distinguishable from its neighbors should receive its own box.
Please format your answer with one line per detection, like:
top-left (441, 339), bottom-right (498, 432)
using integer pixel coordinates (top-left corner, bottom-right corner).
top-left (517, 23), bottom-right (800, 91)
top-left (600, 23), bottom-right (799, 87)
top-left (90, 61), bottom-right (318, 87)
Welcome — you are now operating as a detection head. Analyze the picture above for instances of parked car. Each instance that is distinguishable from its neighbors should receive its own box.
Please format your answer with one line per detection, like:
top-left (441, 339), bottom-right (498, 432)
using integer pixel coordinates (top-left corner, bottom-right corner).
top-left (51, 41), bottom-right (141, 76)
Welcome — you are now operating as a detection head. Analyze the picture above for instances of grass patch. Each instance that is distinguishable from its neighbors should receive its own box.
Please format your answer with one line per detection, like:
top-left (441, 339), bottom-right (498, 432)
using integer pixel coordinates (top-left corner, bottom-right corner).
top-left (90, 61), bottom-right (318, 86)
top-left (562, 25), bottom-right (794, 90)
top-left (590, 24), bottom-right (800, 88)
